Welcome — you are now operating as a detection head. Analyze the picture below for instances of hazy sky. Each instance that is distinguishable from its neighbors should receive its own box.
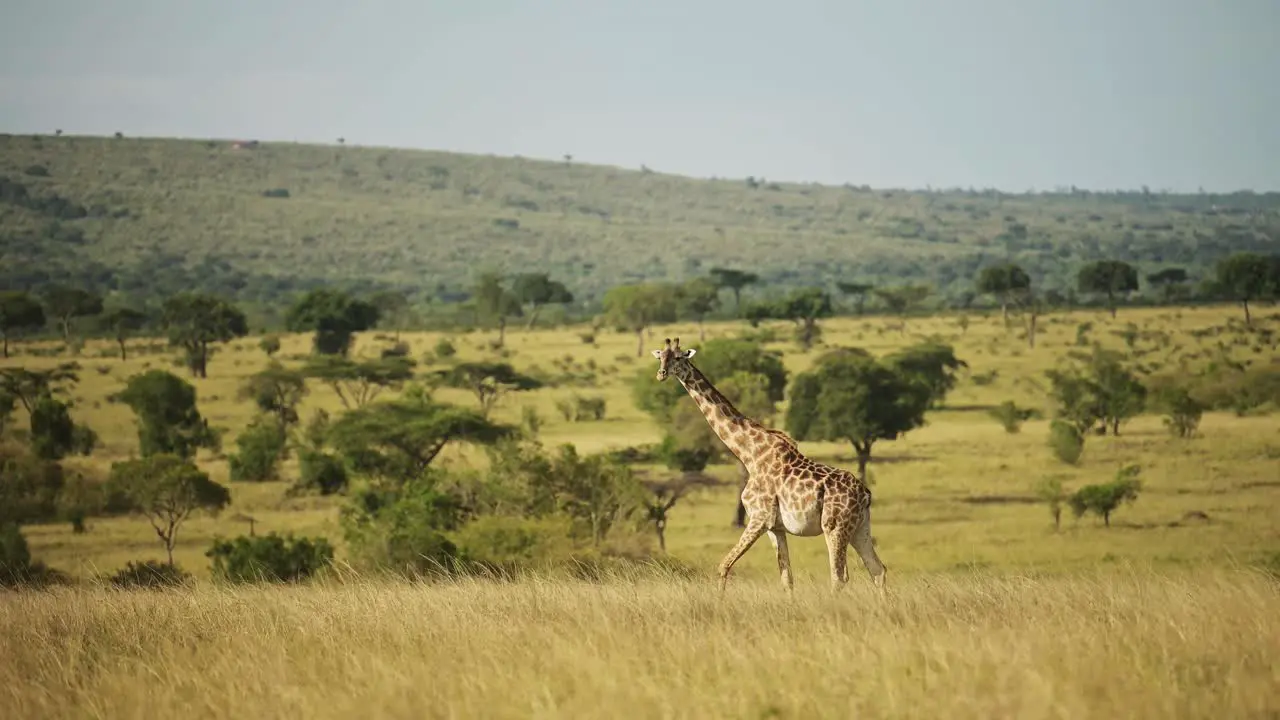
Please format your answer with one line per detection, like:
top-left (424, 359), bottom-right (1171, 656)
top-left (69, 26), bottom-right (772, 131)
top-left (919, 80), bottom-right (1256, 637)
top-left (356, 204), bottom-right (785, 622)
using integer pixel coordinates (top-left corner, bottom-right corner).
top-left (3, 0), bottom-right (1277, 192)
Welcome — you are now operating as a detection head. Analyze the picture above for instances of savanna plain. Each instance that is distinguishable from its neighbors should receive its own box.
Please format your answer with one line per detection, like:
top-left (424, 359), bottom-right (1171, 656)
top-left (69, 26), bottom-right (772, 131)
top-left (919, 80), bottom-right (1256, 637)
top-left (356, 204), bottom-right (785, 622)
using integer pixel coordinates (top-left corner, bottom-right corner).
top-left (3, 305), bottom-right (1279, 719)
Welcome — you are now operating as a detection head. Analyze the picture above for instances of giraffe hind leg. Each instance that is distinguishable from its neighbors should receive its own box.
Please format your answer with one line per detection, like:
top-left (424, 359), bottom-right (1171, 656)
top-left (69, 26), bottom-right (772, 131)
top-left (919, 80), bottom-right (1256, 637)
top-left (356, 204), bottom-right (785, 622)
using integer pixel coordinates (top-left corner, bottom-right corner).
top-left (766, 528), bottom-right (793, 591)
top-left (850, 511), bottom-right (887, 592)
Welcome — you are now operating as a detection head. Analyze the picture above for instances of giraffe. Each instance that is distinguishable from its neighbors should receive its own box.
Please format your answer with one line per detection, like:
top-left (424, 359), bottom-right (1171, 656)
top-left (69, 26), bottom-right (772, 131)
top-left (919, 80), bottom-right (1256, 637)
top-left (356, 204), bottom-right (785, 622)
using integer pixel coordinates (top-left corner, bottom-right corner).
top-left (651, 337), bottom-right (886, 592)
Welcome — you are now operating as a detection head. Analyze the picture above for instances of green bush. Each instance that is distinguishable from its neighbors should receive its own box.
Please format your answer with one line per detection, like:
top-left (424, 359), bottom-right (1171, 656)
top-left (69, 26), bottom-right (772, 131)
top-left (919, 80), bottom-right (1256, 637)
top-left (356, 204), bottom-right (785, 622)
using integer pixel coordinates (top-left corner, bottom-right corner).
top-left (0, 523), bottom-right (65, 587)
top-left (227, 418), bottom-right (288, 482)
top-left (1155, 385), bottom-right (1205, 438)
top-left (451, 515), bottom-right (577, 574)
top-left (1048, 419), bottom-right (1084, 465)
top-left (433, 337), bottom-right (457, 360)
top-left (294, 449), bottom-right (348, 495)
top-left (108, 560), bottom-right (191, 588)
top-left (206, 533), bottom-right (334, 583)
top-left (340, 475), bottom-right (465, 577)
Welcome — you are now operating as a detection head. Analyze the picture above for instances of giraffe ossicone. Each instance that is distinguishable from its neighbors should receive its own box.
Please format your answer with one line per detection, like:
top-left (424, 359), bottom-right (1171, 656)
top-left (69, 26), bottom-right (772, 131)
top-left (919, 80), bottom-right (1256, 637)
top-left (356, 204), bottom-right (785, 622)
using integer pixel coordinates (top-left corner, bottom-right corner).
top-left (650, 336), bottom-right (886, 592)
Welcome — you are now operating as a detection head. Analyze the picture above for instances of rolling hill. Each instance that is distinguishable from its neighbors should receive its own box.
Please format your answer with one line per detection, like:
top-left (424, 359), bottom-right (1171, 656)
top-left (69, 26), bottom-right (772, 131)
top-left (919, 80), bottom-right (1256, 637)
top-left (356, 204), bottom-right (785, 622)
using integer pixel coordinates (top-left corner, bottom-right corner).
top-left (2, 133), bottom-right (1278, 312)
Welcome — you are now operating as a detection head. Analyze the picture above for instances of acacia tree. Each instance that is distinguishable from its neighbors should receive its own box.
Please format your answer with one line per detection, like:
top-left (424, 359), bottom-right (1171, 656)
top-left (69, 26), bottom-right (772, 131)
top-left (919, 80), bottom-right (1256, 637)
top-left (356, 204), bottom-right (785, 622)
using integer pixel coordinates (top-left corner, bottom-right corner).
top-left (1077, 260), bottom-right (1139, 318)
top-left (161, 293), bottom-right (249, 377)
top-left (42, 286), bottom-right (103, 343)
top-left (785, 347), bottom-right (932, 477)
top-left (326, 393), bottom-right (513, 486)
top-left (285, 288), bottom-right (380, 356)
top-left (302, 355), bottom-right (416, 409)
top-left (746, 287), bottom-right (832, 349)
top-left (975, 262), bottom-right (1031, 322)
top-left (835, 282), bottom-right (874, 315)
top-left (676, 278), bottom-right (721, 341)
top-left (1213, 252), bottom-right (1278, 326)
top-left (640, 472), bottom-right (722, 553)
top-left (707, 267), bottom-right (759, 315)
top-left (1146, 268), bottom-right (1189, 304)
top-left (238, 361), bottom-right (308, 428)
top-left (433, 362), bottom-right (542, 417)
top-left (472, 272), bottom-right (523, 348)
top-left (873, 284), bottom-right (932, 333)
top-left (107, 454), bottom-right (231, 566)
top-left (511, 273), bottom-right (574, 330)
top-left (100, 307), bottom-right (147, 360)
top-left (603, 283), bottom-right (678, 357)
top-left (0, 291), bottom-right (46, 359)
top-left (369, 290), bottom-right (414, 340)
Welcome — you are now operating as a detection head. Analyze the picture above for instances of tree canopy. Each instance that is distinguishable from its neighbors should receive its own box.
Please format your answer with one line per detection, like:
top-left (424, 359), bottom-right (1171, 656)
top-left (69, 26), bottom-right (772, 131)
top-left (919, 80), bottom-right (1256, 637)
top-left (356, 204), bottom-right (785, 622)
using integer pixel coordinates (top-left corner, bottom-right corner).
top-left (603, 283), bottom-right (679, 356)
top-left (285, 288), bottom-right (381, 355)
top-left (784, 347), bottom-right (932, 476)
top-left (0, 292), bottom-right (46, 359)
top-left (161, 293), bottom-right (249, 377)
top-left (1077, 260), bottom-right (1139, 318)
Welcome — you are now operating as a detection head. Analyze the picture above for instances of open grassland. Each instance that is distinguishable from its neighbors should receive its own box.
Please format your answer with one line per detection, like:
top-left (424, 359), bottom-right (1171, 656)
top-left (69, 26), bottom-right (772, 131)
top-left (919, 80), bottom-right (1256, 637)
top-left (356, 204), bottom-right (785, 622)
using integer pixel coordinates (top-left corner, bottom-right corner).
top-left (3, 133), bottom-right (1278, 304)
top-left (6, 303), bottom-right (1279, 580)
top-left (2, 569), bottom-right (1278, 719)
top-left (4, 303), bottom-right (1280, 718)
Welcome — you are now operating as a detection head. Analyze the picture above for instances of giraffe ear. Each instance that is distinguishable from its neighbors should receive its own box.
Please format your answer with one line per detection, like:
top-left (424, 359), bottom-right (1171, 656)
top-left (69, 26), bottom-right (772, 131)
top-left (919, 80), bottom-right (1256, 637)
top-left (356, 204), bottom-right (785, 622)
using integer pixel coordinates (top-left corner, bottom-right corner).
top-left (683, 349), bottom-right (697, 359)
top-left (650, 350), bottom-right (663, 359)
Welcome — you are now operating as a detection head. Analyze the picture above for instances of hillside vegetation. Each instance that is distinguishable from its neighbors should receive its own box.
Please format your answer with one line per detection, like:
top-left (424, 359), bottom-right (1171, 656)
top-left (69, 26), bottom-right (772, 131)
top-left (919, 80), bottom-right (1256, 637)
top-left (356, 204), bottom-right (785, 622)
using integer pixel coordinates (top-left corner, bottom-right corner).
top-left (3, 133), bottom-right (1278, 311)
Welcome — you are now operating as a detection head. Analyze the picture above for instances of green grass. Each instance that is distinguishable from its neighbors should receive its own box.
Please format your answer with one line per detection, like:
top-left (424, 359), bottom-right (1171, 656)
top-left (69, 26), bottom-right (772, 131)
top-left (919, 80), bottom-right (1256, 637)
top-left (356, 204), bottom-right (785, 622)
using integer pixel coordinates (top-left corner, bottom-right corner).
top-left (3, 133), bottom-right (1277, 309)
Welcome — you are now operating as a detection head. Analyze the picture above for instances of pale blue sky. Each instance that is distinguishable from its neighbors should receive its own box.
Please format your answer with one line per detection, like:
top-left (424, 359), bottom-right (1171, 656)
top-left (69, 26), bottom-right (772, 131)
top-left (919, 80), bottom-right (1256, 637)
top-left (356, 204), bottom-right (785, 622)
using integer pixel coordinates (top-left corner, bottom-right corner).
top-left (3, 0), bottom-right (1277, 192)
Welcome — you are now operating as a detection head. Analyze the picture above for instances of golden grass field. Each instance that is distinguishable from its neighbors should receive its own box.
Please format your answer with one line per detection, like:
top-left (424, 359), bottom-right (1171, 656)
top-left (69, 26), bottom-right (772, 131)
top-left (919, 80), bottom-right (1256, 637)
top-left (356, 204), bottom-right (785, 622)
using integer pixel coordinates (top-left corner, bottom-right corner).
top-left (3, 304), bottom-right (1279, 718)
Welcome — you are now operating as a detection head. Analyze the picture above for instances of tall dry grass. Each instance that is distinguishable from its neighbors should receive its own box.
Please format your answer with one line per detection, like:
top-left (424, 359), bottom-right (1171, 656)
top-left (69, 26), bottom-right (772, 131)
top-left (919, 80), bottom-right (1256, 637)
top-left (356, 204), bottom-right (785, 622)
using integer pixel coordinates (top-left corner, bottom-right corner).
top-left (3, 566), bottom-right (1277, 719)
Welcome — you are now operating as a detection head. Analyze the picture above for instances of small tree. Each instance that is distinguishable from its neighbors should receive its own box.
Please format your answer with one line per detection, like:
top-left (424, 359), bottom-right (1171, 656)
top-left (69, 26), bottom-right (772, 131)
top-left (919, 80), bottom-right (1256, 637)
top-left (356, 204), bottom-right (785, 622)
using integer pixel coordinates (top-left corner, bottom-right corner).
top-left (1077, 260), bottom-right (1139, 318)
top-left (29, 392), bottom-right (96, 460)
top-left (873, 284), bottom-right (932, 332)
top-left (161, 293), bottom-right (249, 377)
top-left (285, 288), bottom-right (380, 356)
top-left (100, 307), bottom-right (147, 360)
top-left (302, 355), bottom-right (415, 409)
top-left (1213, 252), bottom-right (1278, 326)
top-left (238, 361), bottom-right (308, 428)
top-left (1069, 465), bottom-right (1141, 527)
top-left (107, 454), bottom-right (231, 565)
top-left (42, 286), bottom-right (103, 343)
top-left (433, 362), bottom-right (542, 417)
top-left (1035, 476), bottom-right (1068, 531)
top-left (975, 263), bottom-right (1031, 322)
top-left (206, 533), bottom-right (334, 583)
top-left (369, 290), bottom-right (414, 340)
top-left (1146, 268), bottom-right (1189, 304)
top-left (511, 273), bottom-right (574, 330)
top-left (0, 291), bottom-right (46, 358)
top-left (988, 400), bottom-right (1036, 434)
top-left (676, 278), bottom-right (721, 342)
top-left (835, 282), bottom-right (874, 315)
top-left (707, 267), bottom-right (759, 315)
top-left (746, 287), bottom-right (832, 349)
top-left (1155, 385), bottom-right (1205, 438)
top-left (640, 473), bottom-right (721, 552)
top-left (603, 283), bottom-right (679, 357)
top-left (114, 370), bottom-right (219, 458)
top-left (785, 347), bottom-right (932, 476)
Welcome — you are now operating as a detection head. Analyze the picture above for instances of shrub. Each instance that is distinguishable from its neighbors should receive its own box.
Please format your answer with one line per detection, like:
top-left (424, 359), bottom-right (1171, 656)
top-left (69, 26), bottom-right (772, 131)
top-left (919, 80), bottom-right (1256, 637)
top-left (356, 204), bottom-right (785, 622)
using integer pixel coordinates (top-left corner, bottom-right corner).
top-left (258, 335), bottom-right (281, 357)
top-left (1156, 385), bottom-right (1205, 438)
top-left (227, 418), bottom-right (288, 482)
top-left (206, 533), bottom-right (334, 583)
top-left (108, 560), bottom-right (191, 588)
top-left (433, 337), bottom-right (457, 360)
top-left (340, 475), bottom-right (465, 577)
top-left (988, 400), bottom-right (1037, 433)
top-left (451, 515), bottom-right (577, 575)
top-left (1049, 419), bottom-right (1084, 465)
top-left (575, 395), bottom-right (607, 421)
top-left (294, 449), bottom-right (348, 495)
top-left (0, 523), bottom-right (65, 587)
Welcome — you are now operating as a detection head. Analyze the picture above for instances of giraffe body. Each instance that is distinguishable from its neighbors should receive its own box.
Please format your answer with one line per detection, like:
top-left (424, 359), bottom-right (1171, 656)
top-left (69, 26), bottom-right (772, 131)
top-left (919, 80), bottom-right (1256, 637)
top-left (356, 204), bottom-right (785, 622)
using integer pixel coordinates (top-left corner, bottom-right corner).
top-left (651, 338), bottom-right (886, 592)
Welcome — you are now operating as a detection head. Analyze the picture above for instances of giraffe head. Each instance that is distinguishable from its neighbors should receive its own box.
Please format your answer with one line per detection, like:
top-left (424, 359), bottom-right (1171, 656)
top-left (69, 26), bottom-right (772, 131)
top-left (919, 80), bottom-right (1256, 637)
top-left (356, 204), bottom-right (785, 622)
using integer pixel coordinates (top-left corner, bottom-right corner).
top-left (650, 337), bottom-right (697, 381)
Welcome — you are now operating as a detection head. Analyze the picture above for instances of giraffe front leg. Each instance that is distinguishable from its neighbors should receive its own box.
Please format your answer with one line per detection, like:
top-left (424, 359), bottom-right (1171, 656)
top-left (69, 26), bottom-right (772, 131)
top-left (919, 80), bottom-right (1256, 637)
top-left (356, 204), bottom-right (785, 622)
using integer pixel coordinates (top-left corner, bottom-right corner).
top-left (717, 519), bottom-right (768, 591)
top-left (766, 528), bottom-right (793, 591)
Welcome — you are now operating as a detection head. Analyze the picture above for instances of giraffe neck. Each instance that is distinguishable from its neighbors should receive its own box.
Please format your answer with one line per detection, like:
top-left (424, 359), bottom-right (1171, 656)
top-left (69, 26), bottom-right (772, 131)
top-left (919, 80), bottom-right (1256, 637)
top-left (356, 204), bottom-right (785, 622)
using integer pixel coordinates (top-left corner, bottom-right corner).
top-left (671, 362), bottom-right (765, 462)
